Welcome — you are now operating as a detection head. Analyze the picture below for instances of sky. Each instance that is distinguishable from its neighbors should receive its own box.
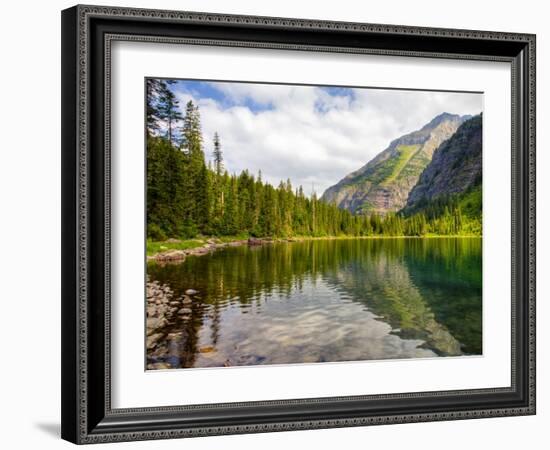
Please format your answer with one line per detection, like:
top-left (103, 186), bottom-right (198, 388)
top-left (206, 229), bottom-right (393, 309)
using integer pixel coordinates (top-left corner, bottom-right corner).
top-left (163, 79), bottom-right (482, 197)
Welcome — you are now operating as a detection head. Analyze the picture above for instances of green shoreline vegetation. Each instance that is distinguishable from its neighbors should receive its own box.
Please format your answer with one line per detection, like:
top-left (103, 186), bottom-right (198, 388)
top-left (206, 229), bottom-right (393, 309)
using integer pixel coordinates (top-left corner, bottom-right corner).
top-left (146, 79), bottom-right (482, 258)
top-left (147, 234), bottom-right (482, 258)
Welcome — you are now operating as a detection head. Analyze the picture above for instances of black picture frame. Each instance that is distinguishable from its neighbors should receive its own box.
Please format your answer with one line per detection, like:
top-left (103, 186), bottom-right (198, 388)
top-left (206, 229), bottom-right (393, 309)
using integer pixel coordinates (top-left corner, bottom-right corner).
top-left (61, 4), bottom-right (536, 444)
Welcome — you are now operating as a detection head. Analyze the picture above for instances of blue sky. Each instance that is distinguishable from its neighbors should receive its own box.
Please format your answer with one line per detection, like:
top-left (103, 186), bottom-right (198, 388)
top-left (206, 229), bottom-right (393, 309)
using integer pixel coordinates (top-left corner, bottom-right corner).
top-left (173, 80), bottom-right (275, 113)
top-left (163, 79), bottom-right (482, 196)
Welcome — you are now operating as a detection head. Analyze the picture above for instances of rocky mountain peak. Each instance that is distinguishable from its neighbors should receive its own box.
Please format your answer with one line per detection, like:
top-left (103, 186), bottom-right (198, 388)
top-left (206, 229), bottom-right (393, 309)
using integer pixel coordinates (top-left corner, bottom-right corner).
top-left (321, 113), bottom-right (469, 215)
top-left (420, 112), bottom-right (465, 131)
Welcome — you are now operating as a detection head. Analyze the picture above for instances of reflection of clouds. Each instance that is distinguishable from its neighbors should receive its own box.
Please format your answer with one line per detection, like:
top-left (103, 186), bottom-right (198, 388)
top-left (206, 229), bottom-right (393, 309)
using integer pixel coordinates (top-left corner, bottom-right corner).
top-left (193, 279), bottom-right (436, 368)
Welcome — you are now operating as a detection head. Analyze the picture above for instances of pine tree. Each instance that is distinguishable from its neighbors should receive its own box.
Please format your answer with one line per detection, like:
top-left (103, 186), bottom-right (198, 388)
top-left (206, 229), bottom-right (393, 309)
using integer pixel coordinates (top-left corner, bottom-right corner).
top-left (156, 83), bottom-right (182, 146)
top-left (213, 132), bottom-right (223, 176)
top-left (195, 163), bottom-right (211, 233)
top-left (222, 176), bottom-right (239, 235)
top-left (181, 101), bottom-right (203, 152)
top-left (179, 101), bottom-right (207, 233)
top-left (146, 79), bottom-right (176, 135)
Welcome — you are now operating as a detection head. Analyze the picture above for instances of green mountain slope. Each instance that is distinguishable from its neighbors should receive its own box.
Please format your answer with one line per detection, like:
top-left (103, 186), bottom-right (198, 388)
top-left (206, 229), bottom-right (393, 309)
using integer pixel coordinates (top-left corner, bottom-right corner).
top-left (321, 113), bottom-right (468, 215)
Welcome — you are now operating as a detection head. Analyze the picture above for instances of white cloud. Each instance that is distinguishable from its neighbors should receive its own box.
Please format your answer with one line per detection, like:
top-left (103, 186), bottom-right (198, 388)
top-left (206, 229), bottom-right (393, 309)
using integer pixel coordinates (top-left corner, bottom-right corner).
top-left (173, 82), bottom-right (482, 197)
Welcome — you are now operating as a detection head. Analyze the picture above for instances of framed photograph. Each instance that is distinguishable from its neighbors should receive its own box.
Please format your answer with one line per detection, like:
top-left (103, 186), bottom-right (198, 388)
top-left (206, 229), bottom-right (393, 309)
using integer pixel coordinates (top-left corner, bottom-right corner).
top-left (61, 4), bottom-right (536, 444)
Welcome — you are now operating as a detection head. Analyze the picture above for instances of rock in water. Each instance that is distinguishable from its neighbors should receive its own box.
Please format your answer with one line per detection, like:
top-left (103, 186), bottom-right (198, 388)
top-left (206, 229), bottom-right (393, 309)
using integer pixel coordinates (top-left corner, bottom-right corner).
top-left (146, 333), bottom-right (164, 350)
top-left (185, 289), bottom-right (198, 296)
top-left (147, 362), bottom-right (171, 370)
top-left (198, 346), bottom-right (216, 353)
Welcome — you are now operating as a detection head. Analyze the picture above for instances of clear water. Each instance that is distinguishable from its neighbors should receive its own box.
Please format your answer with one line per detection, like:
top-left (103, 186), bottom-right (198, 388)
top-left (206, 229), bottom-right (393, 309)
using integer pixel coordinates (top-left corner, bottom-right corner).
top-left (147, 238), bottom-right (482, 369)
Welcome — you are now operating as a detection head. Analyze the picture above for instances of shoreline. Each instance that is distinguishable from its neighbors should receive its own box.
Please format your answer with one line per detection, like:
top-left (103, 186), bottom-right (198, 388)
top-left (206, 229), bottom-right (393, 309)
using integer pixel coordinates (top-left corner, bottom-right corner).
top-left (147, 234), bottom-right (482, 263)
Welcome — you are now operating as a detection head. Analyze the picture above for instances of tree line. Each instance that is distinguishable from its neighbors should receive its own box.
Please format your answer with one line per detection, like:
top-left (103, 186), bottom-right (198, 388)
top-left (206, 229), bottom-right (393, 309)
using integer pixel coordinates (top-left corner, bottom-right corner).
top-left (146, 79), bottom-right (480, 241)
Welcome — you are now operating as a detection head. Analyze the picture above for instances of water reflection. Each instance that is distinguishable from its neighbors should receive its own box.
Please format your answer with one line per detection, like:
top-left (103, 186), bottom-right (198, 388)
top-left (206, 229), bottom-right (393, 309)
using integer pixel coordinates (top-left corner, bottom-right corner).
top-left (146, 238), bottom-right (482, 369)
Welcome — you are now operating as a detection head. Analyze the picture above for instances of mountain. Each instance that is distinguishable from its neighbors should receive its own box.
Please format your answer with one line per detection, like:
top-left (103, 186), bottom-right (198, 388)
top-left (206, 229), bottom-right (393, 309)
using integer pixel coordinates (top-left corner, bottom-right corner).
top-left (404, 114), bottom-right (482, 213)
top-left (321, 113), bottom-right (469, 215)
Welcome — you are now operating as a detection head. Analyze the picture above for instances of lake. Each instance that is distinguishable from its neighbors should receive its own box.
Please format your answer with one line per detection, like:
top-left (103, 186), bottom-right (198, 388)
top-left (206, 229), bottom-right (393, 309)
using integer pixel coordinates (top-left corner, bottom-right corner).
top-left (146, 237), bottom-right (482, 369)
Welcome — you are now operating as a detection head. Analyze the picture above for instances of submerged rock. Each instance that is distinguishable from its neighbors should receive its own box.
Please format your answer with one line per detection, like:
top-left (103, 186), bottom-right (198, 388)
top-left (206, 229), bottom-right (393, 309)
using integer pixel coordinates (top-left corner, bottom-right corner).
top-left (146, 333), bottom-right (164, 350)
top-left (156, 250), bottom-right (186, 262)
top-left (185, 289), bottom-right (198, 296)
top-left (198, 346), bottom-right (216, 353)
top-left (147, 362), bottom-right (171, 370)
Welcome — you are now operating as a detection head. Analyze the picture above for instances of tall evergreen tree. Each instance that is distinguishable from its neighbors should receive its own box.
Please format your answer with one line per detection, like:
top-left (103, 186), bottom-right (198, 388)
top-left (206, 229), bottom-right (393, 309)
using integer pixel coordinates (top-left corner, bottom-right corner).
top-left (146, 79), bottom-right (177, 136)
top-left (213, 132), bottom-right (223, 176)
top-left (179, 100), bottom-right (208, 233)
top-left (157, 87), bottom-right (182, 146)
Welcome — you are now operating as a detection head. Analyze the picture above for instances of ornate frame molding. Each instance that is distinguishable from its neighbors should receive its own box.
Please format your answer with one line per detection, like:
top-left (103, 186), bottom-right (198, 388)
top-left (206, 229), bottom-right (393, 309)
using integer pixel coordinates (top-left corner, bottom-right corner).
top-left (61, 4), bottom-right (536, 444)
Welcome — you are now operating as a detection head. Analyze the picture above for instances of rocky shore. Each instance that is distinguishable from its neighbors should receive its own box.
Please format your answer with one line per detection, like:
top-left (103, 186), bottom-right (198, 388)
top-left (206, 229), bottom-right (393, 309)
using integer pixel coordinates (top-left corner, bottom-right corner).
top-left (146, 277), bottom-right (198, 370)
top-left (148, 237), bottom-right (279, 263)
top-left (146, 237), bottom-right (296, 369)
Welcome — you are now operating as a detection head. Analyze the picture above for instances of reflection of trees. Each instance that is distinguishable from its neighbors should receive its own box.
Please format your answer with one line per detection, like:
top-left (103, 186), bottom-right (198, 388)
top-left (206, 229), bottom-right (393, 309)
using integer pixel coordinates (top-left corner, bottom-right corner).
top-left (401, 238), bottom-right (482, 354)
top-left (325, 245), bottom-right (463, 356)
top-left (147, 237), bottom-right (482, 367)
top-left (322, 238), bottom-right (482, 355)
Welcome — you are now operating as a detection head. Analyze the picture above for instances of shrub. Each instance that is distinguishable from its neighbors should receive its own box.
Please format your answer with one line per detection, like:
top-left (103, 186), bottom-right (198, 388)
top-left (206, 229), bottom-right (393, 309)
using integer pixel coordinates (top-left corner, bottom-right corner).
top-left (147, 223), bottom-right (167, 241)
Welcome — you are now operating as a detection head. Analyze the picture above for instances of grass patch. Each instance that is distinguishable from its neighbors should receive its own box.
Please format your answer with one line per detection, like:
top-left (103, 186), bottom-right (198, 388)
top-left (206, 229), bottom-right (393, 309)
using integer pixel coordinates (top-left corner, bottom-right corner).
top-left (146, 234), bottom-right (250, 256)
top-left (146, 239), bottom-right (205, 256)
top-left (381, 144), bottom-right (420, 185)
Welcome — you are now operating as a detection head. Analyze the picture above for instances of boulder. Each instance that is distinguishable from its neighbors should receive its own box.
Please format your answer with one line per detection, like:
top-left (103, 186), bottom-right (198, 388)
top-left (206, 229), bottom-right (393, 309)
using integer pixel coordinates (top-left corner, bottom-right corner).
top-left (194, 247), bottom-right (211, 255)
top-left (156, 250), bottom-right (186, 262)
top-left (146, 333), bottom-right (164, 349)
top-left (147, 362), bottom-right (171, 370)
top-left (146, 317), bottom-right (166, 332)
